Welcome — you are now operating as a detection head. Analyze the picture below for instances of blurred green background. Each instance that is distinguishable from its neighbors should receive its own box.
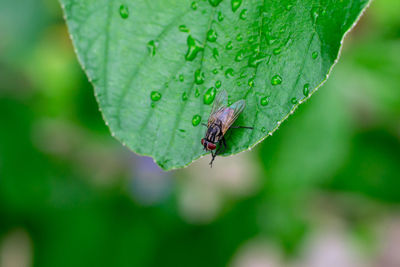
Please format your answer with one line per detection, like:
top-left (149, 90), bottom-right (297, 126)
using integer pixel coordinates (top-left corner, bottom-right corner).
top-left (0, 0), bottom-right (400, 266)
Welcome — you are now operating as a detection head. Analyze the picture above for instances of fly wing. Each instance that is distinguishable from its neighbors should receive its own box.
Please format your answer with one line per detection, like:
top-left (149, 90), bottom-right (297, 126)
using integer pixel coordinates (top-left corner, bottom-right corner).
top-left (220, 99), bottom-right (246, 134)
top-left (208, 90), bottom-right (228, 125)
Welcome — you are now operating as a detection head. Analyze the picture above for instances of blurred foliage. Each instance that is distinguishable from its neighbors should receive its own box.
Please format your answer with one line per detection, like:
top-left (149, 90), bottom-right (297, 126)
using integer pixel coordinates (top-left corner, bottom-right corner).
top-left (0, 0), bottom-right (399, 266)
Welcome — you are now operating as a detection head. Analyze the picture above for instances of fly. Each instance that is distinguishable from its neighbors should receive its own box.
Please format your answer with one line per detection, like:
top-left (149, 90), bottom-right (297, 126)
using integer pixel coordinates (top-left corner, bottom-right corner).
top-left (201, 90), bottom-right (253, 167)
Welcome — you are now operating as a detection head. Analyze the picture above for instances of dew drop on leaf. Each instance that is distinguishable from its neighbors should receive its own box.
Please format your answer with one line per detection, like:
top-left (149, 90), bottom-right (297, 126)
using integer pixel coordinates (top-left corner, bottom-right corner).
top-left (248, 77), bottom-right (255, 87)
top-left (185, 35), bottom-right (203, 61)
top-left (212, 68), bottom-right (219, 74)
top-left (207, 29), bottom-right (217, 42)
top-left (203, 87), bottom-right (217, 104)
top-left (192, 114), bottom-right (201, 126)
top-left (231, 0), bottom-right (242, 12)
top-left (286, 4), bottom-right (293, 11)
top-left (215, 80), bottom-right (221, 88)
top-left (209, 0), bottom-right (223, 7)
top-left (248, 35), bottom-right (256, 44)
top-left (150, 91), bottom-right (162, 101)
top-left (119, 5), bottom-right (129, 19)
top-left (217, 11), bottom-right (224, 21)
top-left (273, 48), bottom-right (281, 55)
top-left (239, 9), bottom-right (247, 20)
top-left (235, 50), bottom-right (245, 62)
top-left (194, 69), bottom-right (205, 84)
top-left (260, 96), bottom-right (269, 106)
top-left (179, 74), bottom-right (184, 82)
top-left (271, 74), bottom-right (282, 85)
top-left (248, 54), bottom-right (262, 68)
top-left (212, 48), bottom-right (219, 60)
top-left (311, 7), bottom-right (319, 22)
top-left (312, 51), bottom-right (318, 59)
top-left (225, 41), bottom-right (233, 50)
top-left (178, 25), bottom-right (190, 32)
top-left (291, 97), bottom-right (297, 104)
top-left (236, 33), bottom-right (243, 41)
top-left (225, 68), bottom-right (235, 78)
top-left (195, 88), bottom-right (200, 97)
top-left (303, 83), bottom-right (310, 96)
top-left (261, 127), bottom-right (266, 133)
top-left (147, 40), bottom-right (157, 56)
top-left (182, 92), bottom-right (188, 101)
top-left (191, 1), bottom-right (198, 10)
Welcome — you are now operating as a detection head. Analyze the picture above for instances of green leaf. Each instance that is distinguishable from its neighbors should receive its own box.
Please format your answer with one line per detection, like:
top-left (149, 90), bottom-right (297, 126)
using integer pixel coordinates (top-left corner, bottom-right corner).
top-left (60, 0), bottom-right (369, 170)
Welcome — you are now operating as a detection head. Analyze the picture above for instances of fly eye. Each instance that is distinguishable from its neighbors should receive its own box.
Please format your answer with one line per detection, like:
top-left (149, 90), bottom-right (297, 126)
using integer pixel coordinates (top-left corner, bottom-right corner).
top-left (207, 143), bottom-right (216, 150)
top-left (201, 139), bottom-right (205, 145)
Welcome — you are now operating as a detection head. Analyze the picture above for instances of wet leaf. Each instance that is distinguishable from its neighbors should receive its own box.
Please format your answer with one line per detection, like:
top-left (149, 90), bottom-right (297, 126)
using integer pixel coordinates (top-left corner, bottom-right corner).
top-left (60, 0), bottom-right (370, 170)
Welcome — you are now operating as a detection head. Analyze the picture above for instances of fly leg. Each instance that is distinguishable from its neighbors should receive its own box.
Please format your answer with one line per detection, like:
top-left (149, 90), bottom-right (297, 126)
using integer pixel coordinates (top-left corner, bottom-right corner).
top-left (209, 150), bottom-right (217, 167)
top-left (230, 126), bottom-right (254, 129)
top-left (209, 137), bottom-right (227, 168)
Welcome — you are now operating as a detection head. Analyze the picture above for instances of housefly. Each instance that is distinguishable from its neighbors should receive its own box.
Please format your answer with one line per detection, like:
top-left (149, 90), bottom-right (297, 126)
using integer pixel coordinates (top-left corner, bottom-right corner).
top-left (201, 90), bottom-right (253, 167)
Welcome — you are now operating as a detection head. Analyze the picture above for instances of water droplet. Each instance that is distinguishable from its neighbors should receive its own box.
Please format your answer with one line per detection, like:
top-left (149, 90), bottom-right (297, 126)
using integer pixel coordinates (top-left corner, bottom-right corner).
top-left (312, 51), bottom-right (318, 59)
top-left (291, 97), bottom-right (297, 104)
top-left (179, 74), bottom-right (184, 82)
top-left (151, 102), bottom-right (155, 108)
top-left (248, 77), bottom-right (255, 87)
top-left (260, 96), bottom-right (269, 106)
top-left (147, 40), bottom-right (158, 56)
top-left (218, 11), bottom-right (224, 21)
top-left (204, 87), bottom-right (217, 104)
top-left (194, 69), bottom-right (205, 84)
top-left (182, 92), bottom-right (188, 101)
top-left (225, 68), bottom-right (234, 78)
top-left (119, 5), bottom-right (129, 19)
top-left (192, 114), bottom-right (202, 126)
top-left (179, 129), bottom-right (186, 132)
top-left (261, 127), bottom-right (266, 133)
top-left (212, 68), bottom-right (219, 74)
top-left (248, 54), bottom-right (262, 68)
top-left (273, 47), bottom-right (281, 55)
top-left (235, 50), bottom-right (245, 62)
top-left (191, 1), bottom-right (198, 10)
top-left (239, 9), bottom-right (247, 20)
top-left (151, 91), bottom-right (162, 101)
top-left (209, 0), bottom-right (223, 7)
top-left (231, 0), bottom-right (242, 12)
top-left (225, 41), bottom-right (233, 50)
top-left (207, 29), bottom-right (217, 42)
top-left (303, 83), bottom-right (310, 96)
top-left (279, 26), bottom-right (286, 34)
top-left (179, 25), bottom-right (190, 32)
top-left (195, 88), bottom-right (200, 97)
top-left (286, 4), bottom-right (293, 11)
top-left (271, 74), bottom-right (282, 85)
top-left (185, 35), bottom-right (203, 61)
top-left (215, 80), bottom-right (222, 88)
top-left (212, 48), bottom-right (219, 60)
top-left (311, 7), bottom-right (319, 22)
top-left (248, 35), bottom-right (257, 44)
top-left (236, 33), bottom-right (243, 41)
